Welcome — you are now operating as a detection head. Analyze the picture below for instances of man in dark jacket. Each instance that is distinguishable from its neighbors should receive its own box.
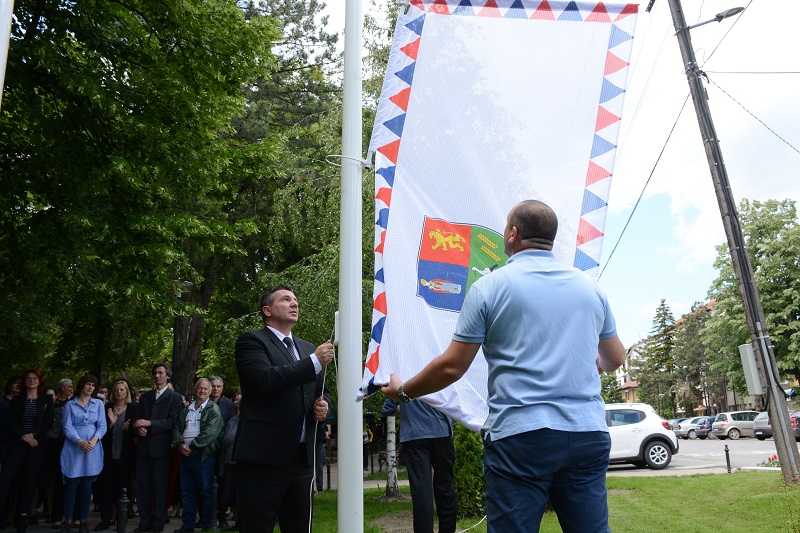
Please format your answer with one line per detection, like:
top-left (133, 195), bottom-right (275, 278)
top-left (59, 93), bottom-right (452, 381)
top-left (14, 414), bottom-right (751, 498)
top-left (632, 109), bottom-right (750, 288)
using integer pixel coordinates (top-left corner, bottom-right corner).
top-left (233, 285), bottom-right (333, 533)
top-left (132, 364), bottom-right (183, 533)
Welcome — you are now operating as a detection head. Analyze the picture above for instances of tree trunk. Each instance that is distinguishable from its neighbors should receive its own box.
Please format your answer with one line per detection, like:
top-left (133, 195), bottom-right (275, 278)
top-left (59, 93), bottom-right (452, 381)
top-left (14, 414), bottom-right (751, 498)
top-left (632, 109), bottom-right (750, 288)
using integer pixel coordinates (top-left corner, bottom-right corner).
top-left (171, 257), bottom-right (217, 399)
top-left (385, 415), bottom-right (400, 498)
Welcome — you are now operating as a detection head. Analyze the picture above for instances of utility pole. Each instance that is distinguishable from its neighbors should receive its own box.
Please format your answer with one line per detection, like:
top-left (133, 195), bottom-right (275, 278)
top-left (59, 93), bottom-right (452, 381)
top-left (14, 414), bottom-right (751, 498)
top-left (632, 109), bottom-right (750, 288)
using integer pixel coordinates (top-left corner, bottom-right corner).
top-left (666, 0), bottom-right (800, 482)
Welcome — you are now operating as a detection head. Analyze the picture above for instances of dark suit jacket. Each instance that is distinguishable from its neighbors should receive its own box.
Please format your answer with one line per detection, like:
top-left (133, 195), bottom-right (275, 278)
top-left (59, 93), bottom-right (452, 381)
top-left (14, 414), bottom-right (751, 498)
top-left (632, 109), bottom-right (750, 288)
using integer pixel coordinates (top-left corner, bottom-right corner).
top-left (7, 394), bottom-right (53, 444)
top-left (131, 387), bottom-right (182, 459)
top-left (215, 396), bottom-right (236, 428)
top-left (233, 327), bottom-right (331, 466)
top-left (101, 402), bottom-right (138, 467)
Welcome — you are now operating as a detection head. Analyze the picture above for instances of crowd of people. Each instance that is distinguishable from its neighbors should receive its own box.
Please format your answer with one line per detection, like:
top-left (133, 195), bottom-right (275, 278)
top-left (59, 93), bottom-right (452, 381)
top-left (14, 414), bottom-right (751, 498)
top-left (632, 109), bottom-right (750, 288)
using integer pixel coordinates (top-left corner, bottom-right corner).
top-left (0, 367), bottom-right (254, 533)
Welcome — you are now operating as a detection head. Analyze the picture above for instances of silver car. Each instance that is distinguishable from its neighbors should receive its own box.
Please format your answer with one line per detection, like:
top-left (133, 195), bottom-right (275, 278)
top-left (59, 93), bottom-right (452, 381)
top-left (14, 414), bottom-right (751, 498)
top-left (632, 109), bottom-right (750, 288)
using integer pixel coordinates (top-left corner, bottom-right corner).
top-left (712, 411), bottom-right (760, 440)
top-left (753, 412), bottom-right (771, 440)
top-left (673, 416), bottom-right (705, 440)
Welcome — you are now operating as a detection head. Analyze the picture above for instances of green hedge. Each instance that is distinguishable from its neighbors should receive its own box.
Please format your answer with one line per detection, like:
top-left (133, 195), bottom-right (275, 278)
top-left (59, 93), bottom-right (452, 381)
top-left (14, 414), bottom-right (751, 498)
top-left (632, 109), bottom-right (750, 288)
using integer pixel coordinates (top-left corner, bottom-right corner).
top-left (453, 422), bottom-right (485, 518)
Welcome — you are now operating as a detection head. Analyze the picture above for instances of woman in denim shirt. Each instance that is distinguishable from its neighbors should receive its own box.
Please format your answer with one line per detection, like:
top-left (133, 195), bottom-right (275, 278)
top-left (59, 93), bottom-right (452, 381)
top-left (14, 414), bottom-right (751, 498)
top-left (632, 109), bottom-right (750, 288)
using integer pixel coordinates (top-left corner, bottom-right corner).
top-left (59, 374), bottom-right (106, 533)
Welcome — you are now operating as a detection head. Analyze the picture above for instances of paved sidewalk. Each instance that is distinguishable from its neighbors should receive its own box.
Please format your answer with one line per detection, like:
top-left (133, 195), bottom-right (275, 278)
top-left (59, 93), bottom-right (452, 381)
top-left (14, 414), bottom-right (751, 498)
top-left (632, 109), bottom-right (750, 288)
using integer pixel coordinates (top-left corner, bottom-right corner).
top-left (19, 461), bottom-right (407, 533)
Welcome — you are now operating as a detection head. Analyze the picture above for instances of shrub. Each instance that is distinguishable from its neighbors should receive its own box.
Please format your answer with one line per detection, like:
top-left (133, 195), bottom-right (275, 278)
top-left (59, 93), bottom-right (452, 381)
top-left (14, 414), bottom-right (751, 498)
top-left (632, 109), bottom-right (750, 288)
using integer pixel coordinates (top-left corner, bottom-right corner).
top-left (453, 422), bottom-right (485, 518)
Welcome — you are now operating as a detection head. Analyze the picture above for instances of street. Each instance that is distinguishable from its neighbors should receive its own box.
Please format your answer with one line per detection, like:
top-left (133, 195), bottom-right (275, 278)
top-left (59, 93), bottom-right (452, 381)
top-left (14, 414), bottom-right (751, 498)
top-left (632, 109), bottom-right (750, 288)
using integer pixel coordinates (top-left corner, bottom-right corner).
top-left (607, 435), bottom-right (785, 476)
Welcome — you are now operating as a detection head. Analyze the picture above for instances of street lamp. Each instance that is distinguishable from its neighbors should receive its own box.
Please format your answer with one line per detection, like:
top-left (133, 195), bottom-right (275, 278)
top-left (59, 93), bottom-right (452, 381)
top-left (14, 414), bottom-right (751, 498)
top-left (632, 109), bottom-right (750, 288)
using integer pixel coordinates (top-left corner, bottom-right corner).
top-left (685, 7), bottom-right (745, 30)
top-left (666, 0), bottom-right (800, 483)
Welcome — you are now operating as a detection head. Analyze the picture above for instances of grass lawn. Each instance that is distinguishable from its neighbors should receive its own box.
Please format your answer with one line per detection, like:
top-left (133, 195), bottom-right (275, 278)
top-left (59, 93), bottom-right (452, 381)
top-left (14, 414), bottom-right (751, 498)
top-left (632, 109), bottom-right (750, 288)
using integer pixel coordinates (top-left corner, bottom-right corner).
top-left (308, 471), bottom-right (800, 532)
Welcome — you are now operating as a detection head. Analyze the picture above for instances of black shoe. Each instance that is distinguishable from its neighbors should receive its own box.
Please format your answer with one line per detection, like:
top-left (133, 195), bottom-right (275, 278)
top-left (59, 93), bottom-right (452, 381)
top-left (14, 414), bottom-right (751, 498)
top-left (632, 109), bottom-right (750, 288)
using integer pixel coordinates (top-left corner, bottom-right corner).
top-left (173, 527), bottom-right (194, 533)
top-left (57, 523), bottom-right (70, 533)
top-left (93, 523), bottom-right (109, 532)
top-left (133, 527), bottom-right (151, 533)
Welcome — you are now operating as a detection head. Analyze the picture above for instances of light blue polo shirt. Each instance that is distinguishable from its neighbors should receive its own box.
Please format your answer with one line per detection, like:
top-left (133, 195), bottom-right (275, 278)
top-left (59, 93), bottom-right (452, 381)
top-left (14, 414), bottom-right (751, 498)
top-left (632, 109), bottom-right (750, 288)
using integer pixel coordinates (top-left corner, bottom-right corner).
top-left (453, 249), bottom-right (616, 441)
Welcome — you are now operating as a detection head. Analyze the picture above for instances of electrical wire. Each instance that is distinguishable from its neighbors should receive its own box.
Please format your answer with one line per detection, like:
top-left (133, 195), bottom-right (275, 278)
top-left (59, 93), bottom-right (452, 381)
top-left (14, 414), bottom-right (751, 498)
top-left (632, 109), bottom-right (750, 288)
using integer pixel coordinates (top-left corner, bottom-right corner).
top-left (598, 94), bottom-right (691, 280)
top-left (612, 7), bottom-right (674, 168)
top-left (704, 71), bottom-right (800, 75)
top-left (306, 322), bottom-right (336, 533)
top-left (706, 77), bottom-right (800, 156)
top-left (700, 0), bottom-right (753, 67)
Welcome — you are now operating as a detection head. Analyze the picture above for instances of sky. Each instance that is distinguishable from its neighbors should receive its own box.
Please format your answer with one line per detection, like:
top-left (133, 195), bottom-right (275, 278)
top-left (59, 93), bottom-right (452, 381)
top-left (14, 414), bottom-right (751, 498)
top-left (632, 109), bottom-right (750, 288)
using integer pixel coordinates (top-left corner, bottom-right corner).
top-left (326, 0), bottom-right (800, 348)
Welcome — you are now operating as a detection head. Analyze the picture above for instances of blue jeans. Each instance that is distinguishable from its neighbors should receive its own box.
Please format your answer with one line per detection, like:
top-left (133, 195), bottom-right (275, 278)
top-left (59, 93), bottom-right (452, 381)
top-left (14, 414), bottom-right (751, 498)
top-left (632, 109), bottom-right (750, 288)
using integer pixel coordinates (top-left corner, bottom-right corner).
top-left (179, 453), bottom-right (215, 530)
top-left (484, 429), bottom-right (611, 533)
top-left (63, 475), bottom-right (97, 522)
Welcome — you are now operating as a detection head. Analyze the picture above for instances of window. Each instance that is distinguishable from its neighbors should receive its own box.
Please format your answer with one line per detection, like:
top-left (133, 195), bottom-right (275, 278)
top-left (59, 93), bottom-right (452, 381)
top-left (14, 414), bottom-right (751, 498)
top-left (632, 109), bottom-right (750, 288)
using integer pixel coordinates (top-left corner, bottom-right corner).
top-left (608, 409), bottom-right (644, 426)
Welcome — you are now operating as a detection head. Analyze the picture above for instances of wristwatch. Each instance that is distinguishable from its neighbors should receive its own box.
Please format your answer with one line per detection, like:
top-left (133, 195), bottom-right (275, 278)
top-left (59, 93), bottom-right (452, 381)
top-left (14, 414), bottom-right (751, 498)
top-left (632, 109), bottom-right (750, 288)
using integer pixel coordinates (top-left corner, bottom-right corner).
top-left (398, 385), bottom-right (414, 403)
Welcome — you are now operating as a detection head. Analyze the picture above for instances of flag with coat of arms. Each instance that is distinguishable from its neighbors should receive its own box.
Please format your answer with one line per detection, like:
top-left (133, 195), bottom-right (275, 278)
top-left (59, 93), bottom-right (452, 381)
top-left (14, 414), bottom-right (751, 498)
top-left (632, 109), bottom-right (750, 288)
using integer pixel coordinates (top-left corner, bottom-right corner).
top-left (360, 0), bottom-right (637, 431)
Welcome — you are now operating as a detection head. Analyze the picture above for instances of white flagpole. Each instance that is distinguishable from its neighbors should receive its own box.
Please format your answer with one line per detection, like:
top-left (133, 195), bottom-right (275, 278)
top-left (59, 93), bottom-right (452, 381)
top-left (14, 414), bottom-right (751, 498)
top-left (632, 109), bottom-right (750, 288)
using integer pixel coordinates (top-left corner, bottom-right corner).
top-left (339, 0), bottom-right (364, 531)
top-left (0, 0), bottom-right (14, 112)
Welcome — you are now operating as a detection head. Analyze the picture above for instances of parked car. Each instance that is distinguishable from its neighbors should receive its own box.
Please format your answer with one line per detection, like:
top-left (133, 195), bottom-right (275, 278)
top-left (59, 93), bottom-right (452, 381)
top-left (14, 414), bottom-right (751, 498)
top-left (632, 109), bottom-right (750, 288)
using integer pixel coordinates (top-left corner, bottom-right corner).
top-left (755, 410), bottom-right (800, 440)
top-left (667, 418), bottom-right (687, 430)
top-left (753, 411), bottom-right (771, 440)
top-left (791, 411), bottom-right (800, 441)
top-left (712, 410), bottom-right (760, 440)
top-left (674, 416), bottom-right (705, 440)
top-left (606, 403), bottom-right (679, 470)
top-left (695, 416), bottom-right (716, 439)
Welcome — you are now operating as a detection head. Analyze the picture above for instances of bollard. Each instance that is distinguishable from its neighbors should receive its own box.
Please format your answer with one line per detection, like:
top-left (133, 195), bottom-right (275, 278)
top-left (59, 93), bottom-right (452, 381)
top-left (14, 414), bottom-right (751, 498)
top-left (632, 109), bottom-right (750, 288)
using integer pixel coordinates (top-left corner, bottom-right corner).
top-left (210, 475), bottom-right (219, 531)
top-left (724, 445), bottom-right (731, 473)
top-left (116, 488), bottom-right (129, 533)
top-left (326, 459), bottom-right (331, 491)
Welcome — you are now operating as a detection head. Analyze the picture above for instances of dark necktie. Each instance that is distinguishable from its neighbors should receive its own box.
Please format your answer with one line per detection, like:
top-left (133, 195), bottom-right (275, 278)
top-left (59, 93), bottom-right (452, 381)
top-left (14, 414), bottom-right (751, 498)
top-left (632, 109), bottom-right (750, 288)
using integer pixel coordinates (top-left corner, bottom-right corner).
top-left (283, 337), bottom-right (299, 360)
top-left (283, 336), bottom-right (306, 443)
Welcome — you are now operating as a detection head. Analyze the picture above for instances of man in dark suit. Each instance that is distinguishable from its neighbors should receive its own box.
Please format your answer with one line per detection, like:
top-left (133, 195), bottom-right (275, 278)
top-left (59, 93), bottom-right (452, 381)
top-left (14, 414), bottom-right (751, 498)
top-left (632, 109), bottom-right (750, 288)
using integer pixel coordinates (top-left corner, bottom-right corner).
top-left (233, 285), bottom-right (334, 533)
top-left (132, 363), bottom-right (183, 533)
top-left (208, 376), bottom-right (235, 527)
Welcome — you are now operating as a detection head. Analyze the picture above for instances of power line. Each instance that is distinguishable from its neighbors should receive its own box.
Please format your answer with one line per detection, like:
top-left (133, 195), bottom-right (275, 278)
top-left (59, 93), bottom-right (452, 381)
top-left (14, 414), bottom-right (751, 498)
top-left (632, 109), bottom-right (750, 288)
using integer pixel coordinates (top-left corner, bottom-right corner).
top-left (704, 71), bottom-right (800, 75)
top-left (702, 0), bottom-right (753, 66)
top-left (706, 77), bottom-right (800, 156)
top-left (599, 95), bottom-right (691, 280)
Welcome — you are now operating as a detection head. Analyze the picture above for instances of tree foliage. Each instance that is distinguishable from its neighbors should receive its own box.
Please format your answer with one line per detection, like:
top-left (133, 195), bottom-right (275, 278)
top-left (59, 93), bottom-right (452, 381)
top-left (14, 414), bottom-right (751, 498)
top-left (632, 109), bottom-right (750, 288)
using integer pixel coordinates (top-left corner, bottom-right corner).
top-left (631, 299), bottom-right (676, 415)
top-left (0, 0), bottom-right (280, 388)
top-left (705, 199), bottom-right (800, 389)
top-left (453, 422), bottom-right (485, 519)
top-left (600, 372), bottom-right (622, 403)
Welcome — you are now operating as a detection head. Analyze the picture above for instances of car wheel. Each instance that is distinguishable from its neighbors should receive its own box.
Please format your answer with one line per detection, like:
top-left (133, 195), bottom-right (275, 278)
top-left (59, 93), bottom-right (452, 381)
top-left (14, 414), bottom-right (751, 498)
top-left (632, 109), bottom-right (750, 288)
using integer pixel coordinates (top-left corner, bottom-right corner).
top-left (717, 435), bottom-right (726, 440)
top-left (698, 435), bottom-right (707, 440)
top-left (643, 441), bottom-right (672, 470)
top-left (728, 428), bottom-right (741, 440)
top-left (688, 430), bottom-right (697, 440)
top-left (756, 436), bottom-right (766, 441)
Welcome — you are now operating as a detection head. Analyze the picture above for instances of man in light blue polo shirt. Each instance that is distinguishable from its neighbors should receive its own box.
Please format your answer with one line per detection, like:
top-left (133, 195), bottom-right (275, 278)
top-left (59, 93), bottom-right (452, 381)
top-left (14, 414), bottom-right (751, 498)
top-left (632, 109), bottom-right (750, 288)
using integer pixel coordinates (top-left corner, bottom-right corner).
top-left (383, 200), bottom-right (626, 533)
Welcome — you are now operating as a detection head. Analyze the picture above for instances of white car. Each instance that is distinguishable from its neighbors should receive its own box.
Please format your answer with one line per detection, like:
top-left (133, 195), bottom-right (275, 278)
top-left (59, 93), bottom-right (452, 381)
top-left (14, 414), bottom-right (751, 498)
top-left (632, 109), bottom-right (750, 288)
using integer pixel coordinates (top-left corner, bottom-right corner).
top-left (606, 403), bottom-right (679, 470)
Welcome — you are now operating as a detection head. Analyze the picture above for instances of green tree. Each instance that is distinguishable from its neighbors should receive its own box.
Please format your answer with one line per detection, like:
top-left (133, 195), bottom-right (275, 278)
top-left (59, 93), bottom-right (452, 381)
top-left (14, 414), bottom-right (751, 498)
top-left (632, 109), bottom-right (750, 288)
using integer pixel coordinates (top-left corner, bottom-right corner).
top-left (193, 0), bottom-right (346, 396)
top-left (600, 372), bottom-right (622, 403)
top-left (672, 302), bottom-right (719, 415)
top-left (0, 0), bottom-right (278, 386)
top-left (631, 300), bottom-right (676, 416)
top-left (705, 199), bottom-right (800, 396)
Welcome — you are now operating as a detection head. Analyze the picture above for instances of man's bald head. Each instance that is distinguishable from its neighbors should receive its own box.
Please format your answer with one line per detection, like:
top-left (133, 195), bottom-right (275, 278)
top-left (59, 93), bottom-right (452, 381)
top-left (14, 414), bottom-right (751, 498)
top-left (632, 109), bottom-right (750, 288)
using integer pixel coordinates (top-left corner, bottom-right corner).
top-left (506, 200), bottom-right (558, 254)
